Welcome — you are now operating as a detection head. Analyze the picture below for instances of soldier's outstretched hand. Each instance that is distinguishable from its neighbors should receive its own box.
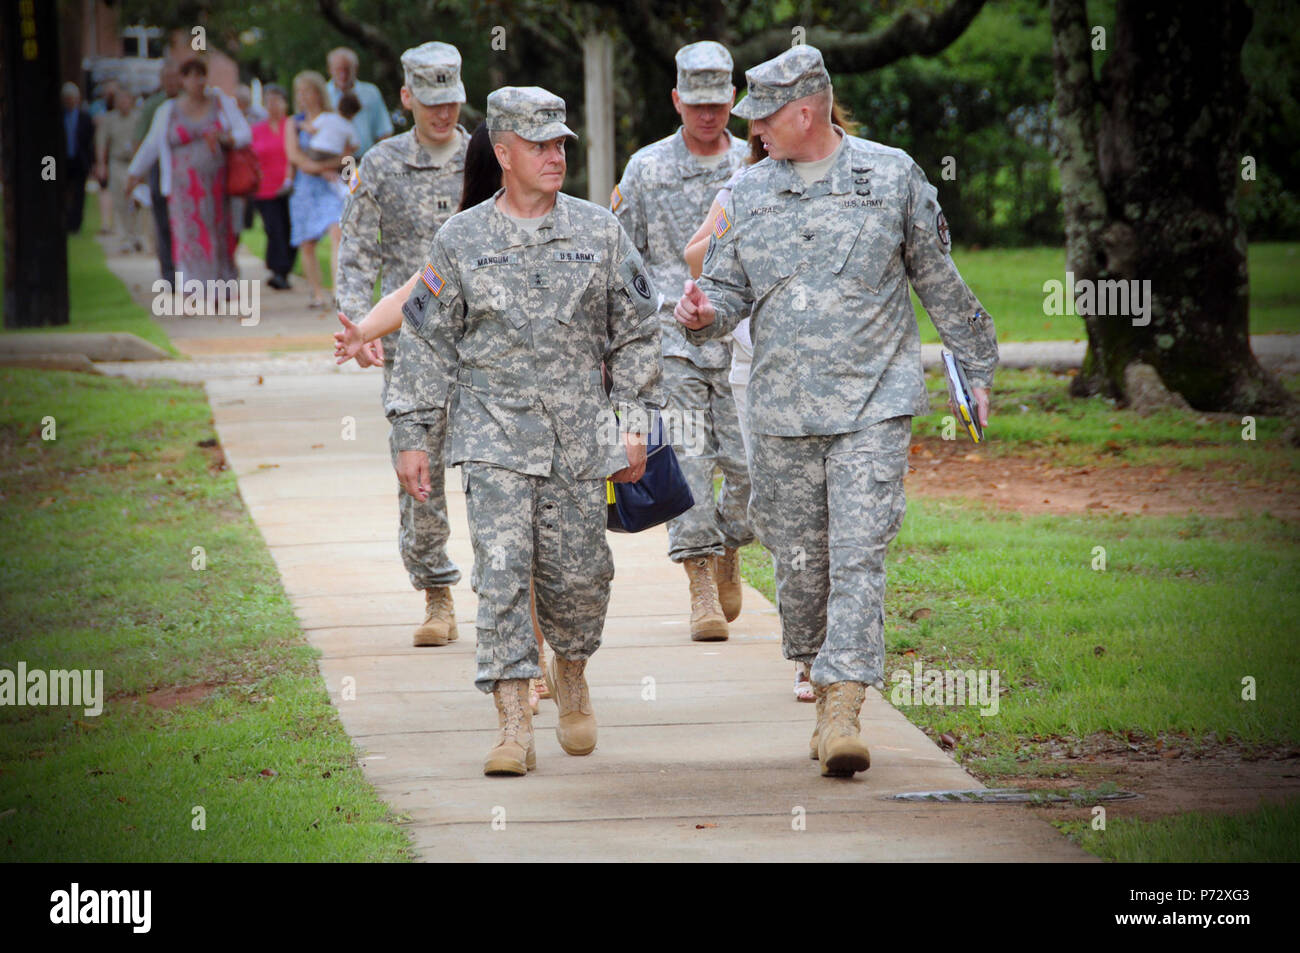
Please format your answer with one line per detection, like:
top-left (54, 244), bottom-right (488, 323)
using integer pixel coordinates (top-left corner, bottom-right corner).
top-left (674, 279), bottom-right (716, 330)
top-left (396, 450), bottom-right (431, 502)
top-left (334, 312), bottom-right (366, 365)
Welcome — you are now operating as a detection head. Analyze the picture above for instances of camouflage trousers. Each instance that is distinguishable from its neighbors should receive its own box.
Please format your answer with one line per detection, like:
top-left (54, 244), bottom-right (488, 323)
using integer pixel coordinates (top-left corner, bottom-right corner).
top-left (383, 363), bottom-right (460, 591)
top-left (463, 443), bottom-right (614, 694)
top-left (747, 416), bottom-right (912, 688)
top-left (662, 355), bottom-right (754, 562)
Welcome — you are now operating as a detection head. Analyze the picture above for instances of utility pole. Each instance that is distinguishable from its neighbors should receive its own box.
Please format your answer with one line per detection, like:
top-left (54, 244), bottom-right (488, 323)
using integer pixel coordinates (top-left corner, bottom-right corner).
top-left (582, 31), bottom-right (614, 205)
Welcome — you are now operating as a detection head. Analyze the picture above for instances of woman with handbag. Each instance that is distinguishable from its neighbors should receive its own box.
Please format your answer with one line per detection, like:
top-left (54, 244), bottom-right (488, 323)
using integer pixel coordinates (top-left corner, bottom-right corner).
top-left (126, 56), bottom-right (251, 295)
top-left (284, 71), bottom-right (351, 310)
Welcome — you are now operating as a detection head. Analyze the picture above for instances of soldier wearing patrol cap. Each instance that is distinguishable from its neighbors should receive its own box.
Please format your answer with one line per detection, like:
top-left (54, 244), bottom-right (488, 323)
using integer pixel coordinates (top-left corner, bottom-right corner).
top-left (612, 40), bottom-right (754, 644)
top-left (676, 45), bottom-right (999, 778)
top-left (335, 41), bottom-right (470, 649)
top-left (339, 86), bottom-right (663, 778)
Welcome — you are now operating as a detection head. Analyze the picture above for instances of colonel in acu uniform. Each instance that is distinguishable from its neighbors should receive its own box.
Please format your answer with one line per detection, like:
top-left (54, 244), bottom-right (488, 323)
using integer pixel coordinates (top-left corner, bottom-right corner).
top-left (675, 46), bottom-right (999, 778)
top-left (336, 41), bottom-right (470, 648)
top-left (612, 41), bottom-right (755, 643)
top-left (385, 87), bottom-right (663, 777)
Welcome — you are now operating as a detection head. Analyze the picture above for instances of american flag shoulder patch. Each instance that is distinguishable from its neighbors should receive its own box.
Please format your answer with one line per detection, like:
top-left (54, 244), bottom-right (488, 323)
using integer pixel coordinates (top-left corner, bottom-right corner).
top-left (713, 208), bottom-right (731, 239)
top-left (610, 185), bottom-right (623, 212)
top-left (421, 263), bottom-right (445, 296)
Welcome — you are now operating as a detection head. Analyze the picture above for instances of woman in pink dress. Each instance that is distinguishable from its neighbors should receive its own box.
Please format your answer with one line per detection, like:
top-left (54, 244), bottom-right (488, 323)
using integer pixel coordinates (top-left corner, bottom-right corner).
top-left (127, 56), bottom-right (252, 292)
top-left (249, 85), bottom-right (298, 289)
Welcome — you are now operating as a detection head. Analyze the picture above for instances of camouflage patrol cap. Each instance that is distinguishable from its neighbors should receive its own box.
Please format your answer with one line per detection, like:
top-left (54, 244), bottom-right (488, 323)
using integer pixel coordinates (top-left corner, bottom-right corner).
top-left (732, 45), bottom-right (831, 120)
top-left (675, 41), bottom-right (734, 105)
top-left (401, 41), bottom-right (466, 106)
top-left (486, 86), bottom-right (577, 142)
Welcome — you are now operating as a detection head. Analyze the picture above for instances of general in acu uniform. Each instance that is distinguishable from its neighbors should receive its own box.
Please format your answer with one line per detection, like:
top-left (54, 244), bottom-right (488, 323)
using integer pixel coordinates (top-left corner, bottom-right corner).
top-left (385, 87), bottom-right (663, 777)
top-left (336, 42), bottom-right (469, 647)
top-left (677, 46), bottom-right (998, 777)
top-left (612, 41), bottom-right (754, 642)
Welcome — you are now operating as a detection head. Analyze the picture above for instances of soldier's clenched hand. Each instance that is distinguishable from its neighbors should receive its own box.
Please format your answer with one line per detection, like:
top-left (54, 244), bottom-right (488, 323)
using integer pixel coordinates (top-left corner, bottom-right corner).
top-left (674, 279), bottom-right (716, 330)
top-left (396, 450), bottom-right (431, 502)
top-left (610, 430), bottom-right (647, 483)
top-left (355, 339), bottom-right (385, 368)
top-left (945, 386), bottom-right (990, 429)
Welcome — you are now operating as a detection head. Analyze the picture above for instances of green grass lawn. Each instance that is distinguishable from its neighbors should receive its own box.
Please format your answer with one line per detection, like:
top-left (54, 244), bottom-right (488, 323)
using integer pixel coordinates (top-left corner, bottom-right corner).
top-left (1059, 799), bottom-right (1300, 862)
top-left (742, 505), bottom-right (1299, 749)
top-left (924, 242), bottom-right (1300, 342)
top-left (0, 199), bottom-right (175, 354)
top-left (0, 369), bottom-right (411, 861)
top-left (916, 366), bottom-right (1300, 478)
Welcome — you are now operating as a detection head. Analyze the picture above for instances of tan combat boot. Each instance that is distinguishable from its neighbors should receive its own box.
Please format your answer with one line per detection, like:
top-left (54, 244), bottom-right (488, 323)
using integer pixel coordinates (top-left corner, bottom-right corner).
top-left (715, 547), bottom-right (743, 622)
top-left (413, 587), bottom-right (458, 646)
top-left (544, 655), bottom-right (597, 755)
top-left (684, 556), bottom-right (728, 641)
top-left (810, 681), bottom-right (829, 760)
top-left (483, 679), bottom-right (535, 776)
top-left (817, 681), bottom-right (871, 777)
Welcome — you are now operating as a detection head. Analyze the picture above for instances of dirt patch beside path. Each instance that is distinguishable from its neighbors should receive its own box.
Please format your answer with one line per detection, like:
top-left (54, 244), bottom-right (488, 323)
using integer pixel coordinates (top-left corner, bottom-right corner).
top-left (906, 437), bottom-right (1300, 520)
top-left (1006, 750), bottom-right (1300, 823)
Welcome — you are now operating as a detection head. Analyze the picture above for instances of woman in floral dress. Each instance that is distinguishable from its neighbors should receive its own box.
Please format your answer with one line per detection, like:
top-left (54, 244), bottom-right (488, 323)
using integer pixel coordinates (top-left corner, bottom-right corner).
top-left (127, 57), bottom-right (251, 295)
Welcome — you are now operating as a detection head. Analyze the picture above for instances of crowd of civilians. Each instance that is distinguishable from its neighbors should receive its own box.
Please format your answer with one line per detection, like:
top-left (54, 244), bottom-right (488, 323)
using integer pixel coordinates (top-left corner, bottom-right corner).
top-left (60, 46), bottom-right (393, 305)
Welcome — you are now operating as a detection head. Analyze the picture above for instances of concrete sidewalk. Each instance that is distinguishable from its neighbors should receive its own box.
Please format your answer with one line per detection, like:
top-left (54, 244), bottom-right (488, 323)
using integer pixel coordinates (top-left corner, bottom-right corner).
top-left (102, 244), bottom-right (343, 356)
top-left (196, 362), bottom-right (1088, 862)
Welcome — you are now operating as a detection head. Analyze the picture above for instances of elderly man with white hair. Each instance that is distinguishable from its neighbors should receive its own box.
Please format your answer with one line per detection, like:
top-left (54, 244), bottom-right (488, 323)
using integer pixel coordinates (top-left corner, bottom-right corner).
top-left (325, 47), bottom-right (392, 157)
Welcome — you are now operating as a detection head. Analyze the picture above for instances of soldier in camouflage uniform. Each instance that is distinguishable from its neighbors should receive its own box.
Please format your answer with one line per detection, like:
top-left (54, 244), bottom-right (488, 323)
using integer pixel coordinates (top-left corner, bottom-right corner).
top-left (612, 41), bottom-right (754, 643)
top-left (336, 42), bottom-right (468, 648)
top-left (676, 46), bottom-right (999, 777)
top-left (377, 87), bottom-right (662, 777)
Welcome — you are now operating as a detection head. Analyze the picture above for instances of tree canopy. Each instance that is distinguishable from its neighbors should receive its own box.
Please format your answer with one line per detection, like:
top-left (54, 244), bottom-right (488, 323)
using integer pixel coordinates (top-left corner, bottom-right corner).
top-left (114, 0), bottom-right (1297, 247)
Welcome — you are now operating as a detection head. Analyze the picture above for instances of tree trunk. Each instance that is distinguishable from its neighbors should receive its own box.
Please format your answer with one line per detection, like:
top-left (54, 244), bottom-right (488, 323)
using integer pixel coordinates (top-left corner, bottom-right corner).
top-left (1056, 0), bottom-right (1293, 413)
top-left (1049, 0), bottom-right (1114, 397)
top-left (0, 0), bottom-right (69, 329)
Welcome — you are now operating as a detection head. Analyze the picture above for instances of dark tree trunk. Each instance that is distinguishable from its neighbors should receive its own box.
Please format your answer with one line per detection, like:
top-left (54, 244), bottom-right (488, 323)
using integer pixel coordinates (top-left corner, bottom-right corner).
top-left (1053, 0), bottom-right (1293, 413)
top-left (1, 0), bottom-right (69, 328)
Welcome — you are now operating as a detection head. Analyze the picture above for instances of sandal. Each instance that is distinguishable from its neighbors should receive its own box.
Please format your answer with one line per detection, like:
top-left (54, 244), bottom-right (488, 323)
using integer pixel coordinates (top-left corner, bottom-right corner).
top-left (794, 662), bottom-right (815, 702)
top-left (535, 644), bottom-right (551, 700)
